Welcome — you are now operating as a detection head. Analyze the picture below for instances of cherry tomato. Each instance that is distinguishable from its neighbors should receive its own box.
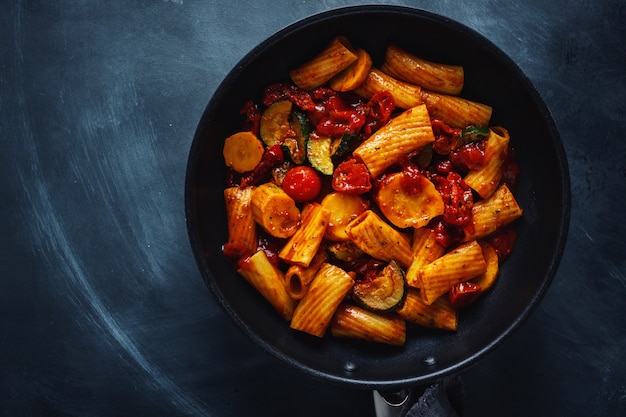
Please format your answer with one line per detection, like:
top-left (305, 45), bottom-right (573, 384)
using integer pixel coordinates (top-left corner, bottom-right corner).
top-left (281, 166), bottom-right (322, 202)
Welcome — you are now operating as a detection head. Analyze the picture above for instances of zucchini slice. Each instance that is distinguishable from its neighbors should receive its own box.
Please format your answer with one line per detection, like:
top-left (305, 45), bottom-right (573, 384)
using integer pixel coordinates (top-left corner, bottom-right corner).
top-left (307, 134), bottom-right (334, 175)
top-left (326, 241), bottom-right (366, 263)
top-left (285, 110), bottom-right (310, 164)
top-left (259, 100), bottom-right (293, 147)
top-left (351, 260), bottom-right (407, 312)
top-left (331, 133), bottom-right (356, 161)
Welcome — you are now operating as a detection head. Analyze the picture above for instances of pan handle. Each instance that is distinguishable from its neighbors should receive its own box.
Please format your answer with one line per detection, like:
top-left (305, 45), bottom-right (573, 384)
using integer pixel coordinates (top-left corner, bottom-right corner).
top-left (372, 388), bottom-right (419, 417)
top-left (373, 376), bottom-right (465, 417)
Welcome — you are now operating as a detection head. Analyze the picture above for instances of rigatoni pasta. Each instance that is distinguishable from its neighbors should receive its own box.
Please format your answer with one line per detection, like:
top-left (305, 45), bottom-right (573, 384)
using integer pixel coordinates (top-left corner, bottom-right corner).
top-left (462, 184), bottom-right (523, 242)
top-left (405, 228), bottom-right (446, 288)
top-left (223, 186), bottom-right (257, 259)
top-left (331, 304), bottom-right (406, 346)
top-left (464, 127), bottom-right (510, 199)
top-left (290, 263), bottom-right (355, 337)
top-left (345, 210), bottom-right (413, 268)
top-left (251, 182), bottom-right (301, 239)
top-left (237, 250), bottom-right (297, 321)
top-left (420, 88), bottom-right (492, 128)
top-left (284, 250), bottom-right (328, 300)
top-left (218, 35), bottom-right (524, 348)
top-left (397, 289), bottom-right (458, 331)
top-left (416, 240), bottom-right (488, 305)
top-left (289, 36), bottom-right (358, 90)
top-left (353, 68), bottom-right (423, 109)
top-left (279, 202), bottom-right (330, 267)
top-left (352, 104), bottom-right (435, 178)
top-left (381, 44), bottom-right (464, 95)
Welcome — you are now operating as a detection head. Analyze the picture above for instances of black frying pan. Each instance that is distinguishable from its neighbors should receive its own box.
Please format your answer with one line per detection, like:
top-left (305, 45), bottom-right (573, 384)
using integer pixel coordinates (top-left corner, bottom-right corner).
top-left (185, 6), bottom-right (570, 390)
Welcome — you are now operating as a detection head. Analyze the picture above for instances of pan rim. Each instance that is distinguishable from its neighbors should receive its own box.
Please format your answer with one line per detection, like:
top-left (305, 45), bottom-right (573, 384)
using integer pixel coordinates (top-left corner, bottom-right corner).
top-left (184, 4), bottom-right (571, 389)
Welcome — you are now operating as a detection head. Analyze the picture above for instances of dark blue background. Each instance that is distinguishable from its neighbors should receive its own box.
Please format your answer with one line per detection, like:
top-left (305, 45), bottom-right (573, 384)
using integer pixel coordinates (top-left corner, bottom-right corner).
top-left (1, 1), bottom-right (624, 416)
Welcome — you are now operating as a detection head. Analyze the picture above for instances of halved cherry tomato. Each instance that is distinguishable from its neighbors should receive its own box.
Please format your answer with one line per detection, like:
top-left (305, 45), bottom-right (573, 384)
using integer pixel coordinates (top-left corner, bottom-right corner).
top-left (281, 166), bottom-right (322, 203)
top-left (332, 159), bottom-right (372, 195)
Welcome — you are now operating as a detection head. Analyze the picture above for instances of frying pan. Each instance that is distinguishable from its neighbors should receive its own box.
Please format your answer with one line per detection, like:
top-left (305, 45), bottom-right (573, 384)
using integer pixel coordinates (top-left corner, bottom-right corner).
top-left (185, 6), bottom-right (570, 391)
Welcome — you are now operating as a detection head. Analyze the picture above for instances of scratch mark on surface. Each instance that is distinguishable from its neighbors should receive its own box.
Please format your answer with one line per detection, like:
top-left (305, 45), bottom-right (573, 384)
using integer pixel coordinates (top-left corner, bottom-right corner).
top-left (580, 225), bottom-right (595, 243)
top-left (11, 1), bottom-right (208, 415)
top-left (608, 261), bottom-right (626, 291)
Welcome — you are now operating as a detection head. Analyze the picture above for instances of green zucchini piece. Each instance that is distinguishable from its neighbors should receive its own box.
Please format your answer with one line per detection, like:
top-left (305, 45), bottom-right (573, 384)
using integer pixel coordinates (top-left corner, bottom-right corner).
top-left (331, 133), bottom-right (356, 161)
top-left (351, 260), bottom-right (407, 312)
top-left (461, 125), bottom-right (490, 144)
top-left (307, 134), bottom-right (334, 175)
top-left (259, 100), bottom-right (293, 147)
top-left (326, 241), bottom-right (366, 263)
top-left (414, 144), bottom-right (433, 168)
top-left (281, 139), bottom-right (304, 165)
top-left (287, 110), bottom-right (310, 164)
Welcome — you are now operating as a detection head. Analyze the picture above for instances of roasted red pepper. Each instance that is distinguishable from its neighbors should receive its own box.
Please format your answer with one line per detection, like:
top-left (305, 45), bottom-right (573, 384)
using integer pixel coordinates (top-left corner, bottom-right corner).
top-left (239, 100), bottom-right (261, 136)
top-left (429, 217), bottom-right (465, 248)
top-left (432, 172), bottom-right (474, 228)
top-left (449, 281), bottom-right (482, 309)
top-left (240, 144), bottom-right (284, 187)
top-left (432, 119), bottom-right (462, 155)
top-left (450, 140), bottom-right (486, 172)
top-left (332, 159), bottom-right (372, 195)
top-left (483, 225), bottom-right (518, 262)
top-left (315, 94), bottom-right (366, 137)
top-left (345, 258), bottom-right (386, 281)
top-left (399, 160), bottom-right (425, 195)
top-left (361, 90), bottom-right (395, 139)
top-left (262, 83), bottom-right (316, 111)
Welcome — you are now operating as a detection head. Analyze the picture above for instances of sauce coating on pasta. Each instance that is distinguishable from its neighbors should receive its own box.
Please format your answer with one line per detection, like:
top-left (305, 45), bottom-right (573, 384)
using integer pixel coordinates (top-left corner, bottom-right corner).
top-left (219, 36), bottom-right (522, 346)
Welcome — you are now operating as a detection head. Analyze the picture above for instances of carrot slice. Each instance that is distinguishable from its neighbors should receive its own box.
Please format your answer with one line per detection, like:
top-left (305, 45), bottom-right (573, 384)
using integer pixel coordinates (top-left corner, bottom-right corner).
top-left (222, 131), bottom-right (265, 173)
top-left (251, 182), bottom-right (301, 238)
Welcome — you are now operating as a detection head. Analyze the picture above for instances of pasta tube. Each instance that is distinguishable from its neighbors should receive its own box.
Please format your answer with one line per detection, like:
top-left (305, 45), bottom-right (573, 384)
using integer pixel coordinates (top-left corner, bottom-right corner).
top-left (397, 288), bottom-right (458, 331)
top-left (464, 127), bottom-right (510, 199)
top-left (284, 250), bottom-right (328, 300)
top-left (279, 203), bottom-right (330, 267)
top-left (289, 36), bottom-right (358, 90)
top-left (417, 240), bottom-right (487, 305)
top-left (463, 184), bottom-right (523, 242)
top-left (251, 182), bottom-right (301, 239)
top-left (420, 89), bottom-right (492, 128)
top-left (353, 68), bottom-right (423, 109)
top-left (353, 104), bottom-right (435, 178)
top-left (330, 304), bottom-right (407, 346)
top-left (237, 250), bottom-right (296, 321)
top-left (223, 186), bottom-right (257, 259)
top-left (290, 263), bottom-right (355, 338)
top-left (381, 44), bottom-right (464, 95)
top-left (328, 47), bottom-right (373, 92)
top-left (345, 210), bottom-right (413, 268)
top-left (405, 227), bottom-right (446, 288)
